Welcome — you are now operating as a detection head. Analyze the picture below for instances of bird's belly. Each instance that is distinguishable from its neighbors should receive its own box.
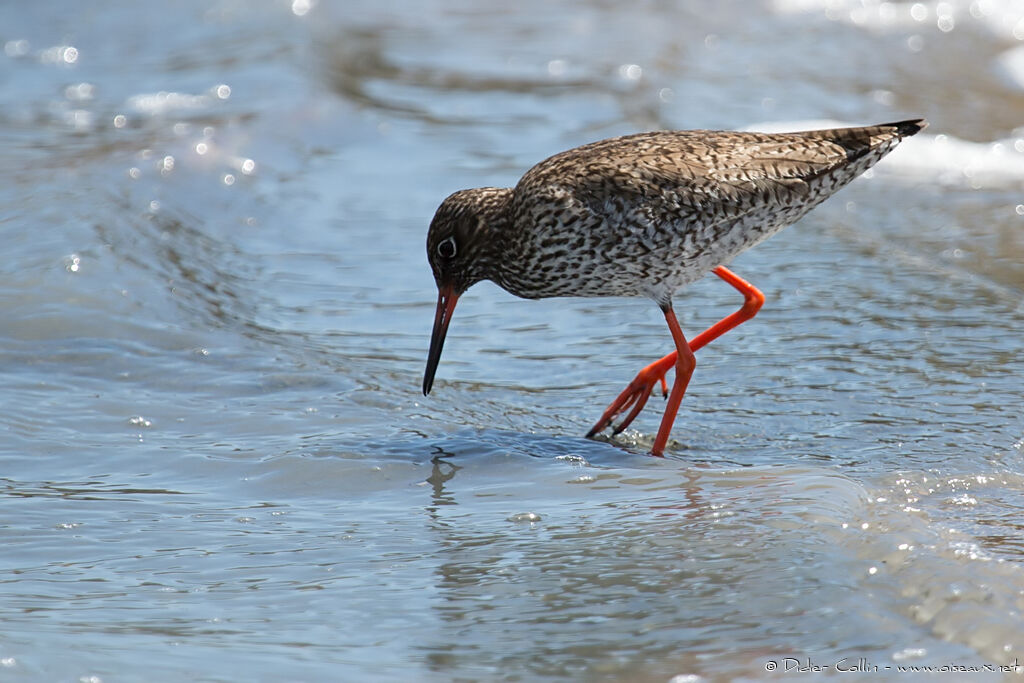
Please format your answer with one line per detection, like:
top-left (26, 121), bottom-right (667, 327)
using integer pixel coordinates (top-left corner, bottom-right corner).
top-left (497, 200), bottom-right (818, 302)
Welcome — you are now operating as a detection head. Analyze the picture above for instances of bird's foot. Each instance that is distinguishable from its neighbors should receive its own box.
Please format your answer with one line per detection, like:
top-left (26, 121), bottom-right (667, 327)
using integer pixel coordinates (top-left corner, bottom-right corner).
top-left (586, 355), bottom-right (675, 437)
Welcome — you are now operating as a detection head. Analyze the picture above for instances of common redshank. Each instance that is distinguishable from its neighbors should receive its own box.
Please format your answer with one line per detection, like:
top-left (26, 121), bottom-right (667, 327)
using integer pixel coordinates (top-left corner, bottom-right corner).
top-left (422, 119), bottom-right (926, 456)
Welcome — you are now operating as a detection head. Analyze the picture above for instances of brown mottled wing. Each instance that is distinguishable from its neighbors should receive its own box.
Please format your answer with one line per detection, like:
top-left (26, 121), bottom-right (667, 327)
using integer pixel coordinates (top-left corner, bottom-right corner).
top-left (514, 122), bottom-right (922, 228)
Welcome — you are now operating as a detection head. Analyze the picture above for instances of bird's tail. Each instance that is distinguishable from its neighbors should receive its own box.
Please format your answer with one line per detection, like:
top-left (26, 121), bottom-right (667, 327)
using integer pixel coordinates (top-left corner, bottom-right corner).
top-left (879, 118), bottom-right (928, 138)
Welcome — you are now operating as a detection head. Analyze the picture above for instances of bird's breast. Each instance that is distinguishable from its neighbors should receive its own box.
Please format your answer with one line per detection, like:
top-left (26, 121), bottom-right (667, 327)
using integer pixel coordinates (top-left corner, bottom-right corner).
top-left (494, 205), bottom-right (715, 301)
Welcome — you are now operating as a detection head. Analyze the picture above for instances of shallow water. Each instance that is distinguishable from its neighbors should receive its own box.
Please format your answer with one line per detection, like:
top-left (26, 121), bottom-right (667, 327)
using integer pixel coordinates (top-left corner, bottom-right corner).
top-left (2, 0), bottom-right (1024, 680)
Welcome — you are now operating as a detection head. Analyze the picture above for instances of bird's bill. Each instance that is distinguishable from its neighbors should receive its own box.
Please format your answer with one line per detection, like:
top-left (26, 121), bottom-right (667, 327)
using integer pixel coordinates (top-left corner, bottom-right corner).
top-left (423, 285), bottom-right (459, 395)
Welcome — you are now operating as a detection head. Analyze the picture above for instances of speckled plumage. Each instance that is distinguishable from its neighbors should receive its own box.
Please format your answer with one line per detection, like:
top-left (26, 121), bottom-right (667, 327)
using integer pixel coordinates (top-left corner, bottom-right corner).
top-left (423, 119), bottom-right (926, 454)
top-left (426, 120), bottom-right (923, 307)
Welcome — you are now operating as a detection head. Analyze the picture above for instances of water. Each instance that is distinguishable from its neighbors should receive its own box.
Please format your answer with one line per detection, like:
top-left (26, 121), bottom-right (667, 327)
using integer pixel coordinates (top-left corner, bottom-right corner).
top-left (2, 0), bottom-right (1024, 680)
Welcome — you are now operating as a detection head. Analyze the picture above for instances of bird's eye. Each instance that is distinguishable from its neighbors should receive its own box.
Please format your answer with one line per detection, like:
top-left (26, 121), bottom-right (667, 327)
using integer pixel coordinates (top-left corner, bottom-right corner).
top-left (437, 236), bottom-right (457, 259)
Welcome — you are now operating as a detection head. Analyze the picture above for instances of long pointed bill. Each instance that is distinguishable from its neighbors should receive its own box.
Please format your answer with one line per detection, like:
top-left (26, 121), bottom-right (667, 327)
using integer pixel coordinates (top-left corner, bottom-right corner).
top-left (423, 285), bottom-right (459, 395)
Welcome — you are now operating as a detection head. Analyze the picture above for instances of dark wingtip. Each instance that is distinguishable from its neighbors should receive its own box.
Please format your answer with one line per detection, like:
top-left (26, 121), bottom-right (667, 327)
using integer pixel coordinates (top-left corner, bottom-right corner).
top-left (884, 118), bottom-right (928, 138)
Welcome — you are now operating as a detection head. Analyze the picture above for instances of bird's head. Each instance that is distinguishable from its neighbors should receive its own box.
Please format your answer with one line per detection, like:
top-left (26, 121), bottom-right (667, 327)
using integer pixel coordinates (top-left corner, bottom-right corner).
top-left (423, 187), bottom-right (512, 395)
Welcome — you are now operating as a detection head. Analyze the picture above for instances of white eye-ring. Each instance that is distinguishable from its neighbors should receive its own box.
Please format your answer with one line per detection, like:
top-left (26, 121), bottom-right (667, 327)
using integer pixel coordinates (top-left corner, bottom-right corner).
top-left (437, 236), bottom-right (457, 259)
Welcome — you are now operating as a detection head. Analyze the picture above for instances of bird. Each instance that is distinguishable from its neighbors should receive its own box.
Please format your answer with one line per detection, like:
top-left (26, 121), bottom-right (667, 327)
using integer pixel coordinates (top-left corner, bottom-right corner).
top-left (422, 119), bottom-right (927, 456)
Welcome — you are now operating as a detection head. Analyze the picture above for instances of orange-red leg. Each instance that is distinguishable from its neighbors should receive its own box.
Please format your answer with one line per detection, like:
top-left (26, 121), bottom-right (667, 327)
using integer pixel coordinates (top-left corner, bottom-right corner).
top-left (651, 306), bottom-right (696, 456)
top-left (586, 265), bottom-right (766, 455)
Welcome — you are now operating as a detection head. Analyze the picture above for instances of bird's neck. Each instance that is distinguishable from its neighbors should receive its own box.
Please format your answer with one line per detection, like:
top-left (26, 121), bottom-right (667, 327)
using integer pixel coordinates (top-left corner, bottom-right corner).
top-left (470, 187), bottom-right (515, 272)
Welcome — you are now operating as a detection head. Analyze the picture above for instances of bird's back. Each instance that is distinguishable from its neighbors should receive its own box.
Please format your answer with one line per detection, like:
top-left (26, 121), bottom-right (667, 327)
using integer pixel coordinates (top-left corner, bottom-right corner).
top-left (499, 121), bottom-right (924, 304)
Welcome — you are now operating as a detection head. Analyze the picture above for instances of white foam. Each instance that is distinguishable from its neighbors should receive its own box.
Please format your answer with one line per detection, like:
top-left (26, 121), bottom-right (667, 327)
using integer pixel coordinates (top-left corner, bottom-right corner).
top-left (771, 0), bottom-right (1024, 41)
top-left (995, 44), bottom-right (1024, 91)
top-left (127, 90), bottom-right (213, 116)
top-left (885, 130), bottom-right (1024, 188)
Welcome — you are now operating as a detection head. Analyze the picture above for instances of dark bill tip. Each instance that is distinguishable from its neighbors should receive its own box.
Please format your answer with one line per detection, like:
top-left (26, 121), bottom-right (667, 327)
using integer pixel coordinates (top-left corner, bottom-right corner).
top-left (422, 286), bottom-right (458, 395)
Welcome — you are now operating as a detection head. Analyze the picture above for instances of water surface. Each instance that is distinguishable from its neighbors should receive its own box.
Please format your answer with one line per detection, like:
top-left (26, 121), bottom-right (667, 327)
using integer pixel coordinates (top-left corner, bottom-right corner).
top-left (2, 0), bottom-right (1024, 680)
